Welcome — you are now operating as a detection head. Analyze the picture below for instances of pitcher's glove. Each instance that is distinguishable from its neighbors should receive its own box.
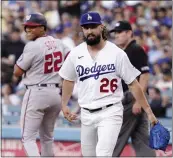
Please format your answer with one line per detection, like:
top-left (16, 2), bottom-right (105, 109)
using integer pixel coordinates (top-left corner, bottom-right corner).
top-left (149, 122), bottom-right (170, 151)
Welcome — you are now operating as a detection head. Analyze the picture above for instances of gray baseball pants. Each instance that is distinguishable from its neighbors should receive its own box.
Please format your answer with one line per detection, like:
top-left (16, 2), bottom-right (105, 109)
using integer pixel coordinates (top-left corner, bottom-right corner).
top-left (20, 86), bottom-right (61, 157)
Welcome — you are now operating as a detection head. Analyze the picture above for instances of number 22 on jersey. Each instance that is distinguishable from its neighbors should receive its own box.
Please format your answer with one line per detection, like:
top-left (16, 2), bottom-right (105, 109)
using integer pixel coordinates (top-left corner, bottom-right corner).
top-left (44, 51), bottom-right (62, 74)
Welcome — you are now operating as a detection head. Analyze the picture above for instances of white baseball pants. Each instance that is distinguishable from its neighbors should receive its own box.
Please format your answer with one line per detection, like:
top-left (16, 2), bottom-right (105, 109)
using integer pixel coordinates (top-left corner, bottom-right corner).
top-left (81, 103), bottom-right (123, 156)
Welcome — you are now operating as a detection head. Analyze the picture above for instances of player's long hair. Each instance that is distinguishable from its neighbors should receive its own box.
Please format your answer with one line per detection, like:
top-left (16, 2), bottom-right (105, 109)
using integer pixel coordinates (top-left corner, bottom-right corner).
top-left (102, 25), bottom-right (108, 41)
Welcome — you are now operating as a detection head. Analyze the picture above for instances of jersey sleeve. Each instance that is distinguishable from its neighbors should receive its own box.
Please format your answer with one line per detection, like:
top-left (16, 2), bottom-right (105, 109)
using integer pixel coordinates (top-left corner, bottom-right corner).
top-left (61, 41), bottom-right (71, 59)
top-left (59, 51), bottom-right (77, 81)
top-left (116, 50), bottom-right (141, 85)
top-left (16, 42), bottom-right (36, 71)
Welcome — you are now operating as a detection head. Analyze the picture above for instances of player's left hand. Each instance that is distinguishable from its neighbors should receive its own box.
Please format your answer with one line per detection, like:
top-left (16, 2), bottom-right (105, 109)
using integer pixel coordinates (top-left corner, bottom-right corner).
top-left (132, 102), bottom-right (142, 115)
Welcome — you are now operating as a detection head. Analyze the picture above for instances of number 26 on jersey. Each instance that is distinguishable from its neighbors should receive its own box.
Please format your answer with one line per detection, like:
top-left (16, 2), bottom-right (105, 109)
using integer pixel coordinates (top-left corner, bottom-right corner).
top-left (100, 78), bottom-right (118, 93)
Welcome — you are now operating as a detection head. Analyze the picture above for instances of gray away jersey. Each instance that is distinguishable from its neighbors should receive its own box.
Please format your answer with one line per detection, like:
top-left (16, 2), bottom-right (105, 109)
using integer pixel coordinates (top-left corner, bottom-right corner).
top-left (17, 36), bottom-right (70, 85)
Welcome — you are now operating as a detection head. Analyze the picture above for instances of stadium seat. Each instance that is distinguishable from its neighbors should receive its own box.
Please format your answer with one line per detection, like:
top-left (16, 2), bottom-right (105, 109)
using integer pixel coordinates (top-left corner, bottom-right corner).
top-left (3, 115), bottom-right (20, 125)
top-left (166, 107), bottom-right (172, 118)
top-left (158, 118), bottom-right (172, 128)
top-left (7, 105), bottom-right (21, 114)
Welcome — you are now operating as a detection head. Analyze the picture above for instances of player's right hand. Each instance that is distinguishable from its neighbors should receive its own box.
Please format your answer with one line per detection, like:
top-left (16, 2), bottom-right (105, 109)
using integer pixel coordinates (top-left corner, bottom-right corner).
top-left (132, 102), bottom-right (142, 115)
top-left (147, 112), bottom-right (158, 126)
top-left (62, 105), bottom-right (77, 122)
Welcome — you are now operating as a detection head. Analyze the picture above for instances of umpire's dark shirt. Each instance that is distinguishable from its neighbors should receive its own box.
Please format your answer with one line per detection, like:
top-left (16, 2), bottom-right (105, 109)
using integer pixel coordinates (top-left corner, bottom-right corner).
top-left (122, 40), bottom-right (149, 92)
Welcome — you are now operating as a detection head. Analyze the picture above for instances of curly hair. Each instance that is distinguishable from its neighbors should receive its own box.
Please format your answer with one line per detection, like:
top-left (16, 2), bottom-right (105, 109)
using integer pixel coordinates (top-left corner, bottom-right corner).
top-left (102, 25), bottom-right (109, 40)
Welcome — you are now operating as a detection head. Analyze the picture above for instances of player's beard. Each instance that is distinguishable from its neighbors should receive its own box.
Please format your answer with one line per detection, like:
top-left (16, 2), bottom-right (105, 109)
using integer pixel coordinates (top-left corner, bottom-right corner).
top-left (83, 34), bottom-right (101, 46)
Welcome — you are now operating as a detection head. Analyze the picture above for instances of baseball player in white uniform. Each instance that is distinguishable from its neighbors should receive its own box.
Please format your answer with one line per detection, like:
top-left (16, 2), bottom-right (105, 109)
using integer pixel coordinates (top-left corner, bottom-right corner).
top-left (59, 12), bottom-right (158, 156)
top-left (13, 13), bottom-right (70, 157)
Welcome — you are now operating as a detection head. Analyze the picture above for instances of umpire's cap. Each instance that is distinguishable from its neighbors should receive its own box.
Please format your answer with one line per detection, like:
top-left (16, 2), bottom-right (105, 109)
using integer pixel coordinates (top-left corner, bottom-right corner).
top-left (23, 13), bottom-right (47, 28)
top-left (80, 12), bottom-right (102, 26)
top-left (109, 21), bottom-right (132, 33)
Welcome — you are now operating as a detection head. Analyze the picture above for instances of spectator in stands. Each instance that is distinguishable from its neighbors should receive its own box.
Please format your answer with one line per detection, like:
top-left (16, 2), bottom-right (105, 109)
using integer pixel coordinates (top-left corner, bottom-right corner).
top-left (2, 84), bottom-right (21, 106)
top-left (164, 6), bottom-right (172, 28)
top-left (156, 68), bottom-right (172, 90)
top-left (2, 84), bottom-right (22, 116)
top-left (55, 24), bottom-right (75, 49)
top-left (157, 57), bottom-right (172, 71)
top-left (58, 1), bottom-right (80, 18)
top-left (148, 37), bottom-right (164, 64)
top-left (44, 4), bottom-right (60, 29)
top-left (71, 15), bottom-right (83, 45)
top-left (135, 3), bottom-right (148, 26)
top-left (63, 22), bottom-right (73, 38)
top-left (162, 45), bottom-right (172, 59)
top-left (2, 27), bottom-right (25, 65)
top-left (2, 27), bottom-right (25, 85)
top-left (155, 68), bottom-right (172, 108)
top-left (1, 63), bottom-right (14, 85)
top-left (149, 63), bottom-right (163, 87)
top-left (148, 87), bottom-right (165, 117)
top-left (158, 24), bottom-right (172, 45)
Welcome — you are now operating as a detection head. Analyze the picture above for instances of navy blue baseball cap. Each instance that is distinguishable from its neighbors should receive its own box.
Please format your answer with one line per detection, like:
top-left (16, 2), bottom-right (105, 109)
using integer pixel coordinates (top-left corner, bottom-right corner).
top-left (23, 13), bottom-right (47, 27)
top-left (80, 12), bottom-right (102, 26)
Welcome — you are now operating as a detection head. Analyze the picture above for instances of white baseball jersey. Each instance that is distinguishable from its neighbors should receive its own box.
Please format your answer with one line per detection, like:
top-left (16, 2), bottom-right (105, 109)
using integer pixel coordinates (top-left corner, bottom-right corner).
top-left (16, 36), bottom-right (70, 85)
top-left (59, 41), bottom-right (141, 109)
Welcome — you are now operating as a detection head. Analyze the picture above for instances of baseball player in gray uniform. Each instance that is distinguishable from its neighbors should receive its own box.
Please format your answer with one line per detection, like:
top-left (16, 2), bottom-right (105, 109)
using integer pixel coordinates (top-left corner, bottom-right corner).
top-left (58, 12), bottom-right (158, 156)
top-left (13, 13), bottom-right (70, 157)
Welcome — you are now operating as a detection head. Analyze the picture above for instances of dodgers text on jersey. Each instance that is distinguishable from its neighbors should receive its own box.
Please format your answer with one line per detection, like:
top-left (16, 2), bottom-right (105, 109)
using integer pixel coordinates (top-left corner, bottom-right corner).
top-left (76, 62), bottom-right (116, 81)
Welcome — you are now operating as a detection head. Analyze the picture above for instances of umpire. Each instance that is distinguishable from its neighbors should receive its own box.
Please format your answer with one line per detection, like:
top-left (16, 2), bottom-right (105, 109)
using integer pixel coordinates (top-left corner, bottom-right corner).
top-left (110, 21), bottom-right (156, 157)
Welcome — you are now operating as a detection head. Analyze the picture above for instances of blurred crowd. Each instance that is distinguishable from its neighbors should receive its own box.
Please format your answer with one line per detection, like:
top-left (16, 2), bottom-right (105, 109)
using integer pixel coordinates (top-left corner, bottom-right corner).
top-left (1, 1), bottom-right (172, 126)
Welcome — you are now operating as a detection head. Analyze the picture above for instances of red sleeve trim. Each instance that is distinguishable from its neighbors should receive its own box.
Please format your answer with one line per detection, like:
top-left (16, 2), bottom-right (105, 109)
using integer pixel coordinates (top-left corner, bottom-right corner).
top-left (64, 51), bottom-right (70, 60)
